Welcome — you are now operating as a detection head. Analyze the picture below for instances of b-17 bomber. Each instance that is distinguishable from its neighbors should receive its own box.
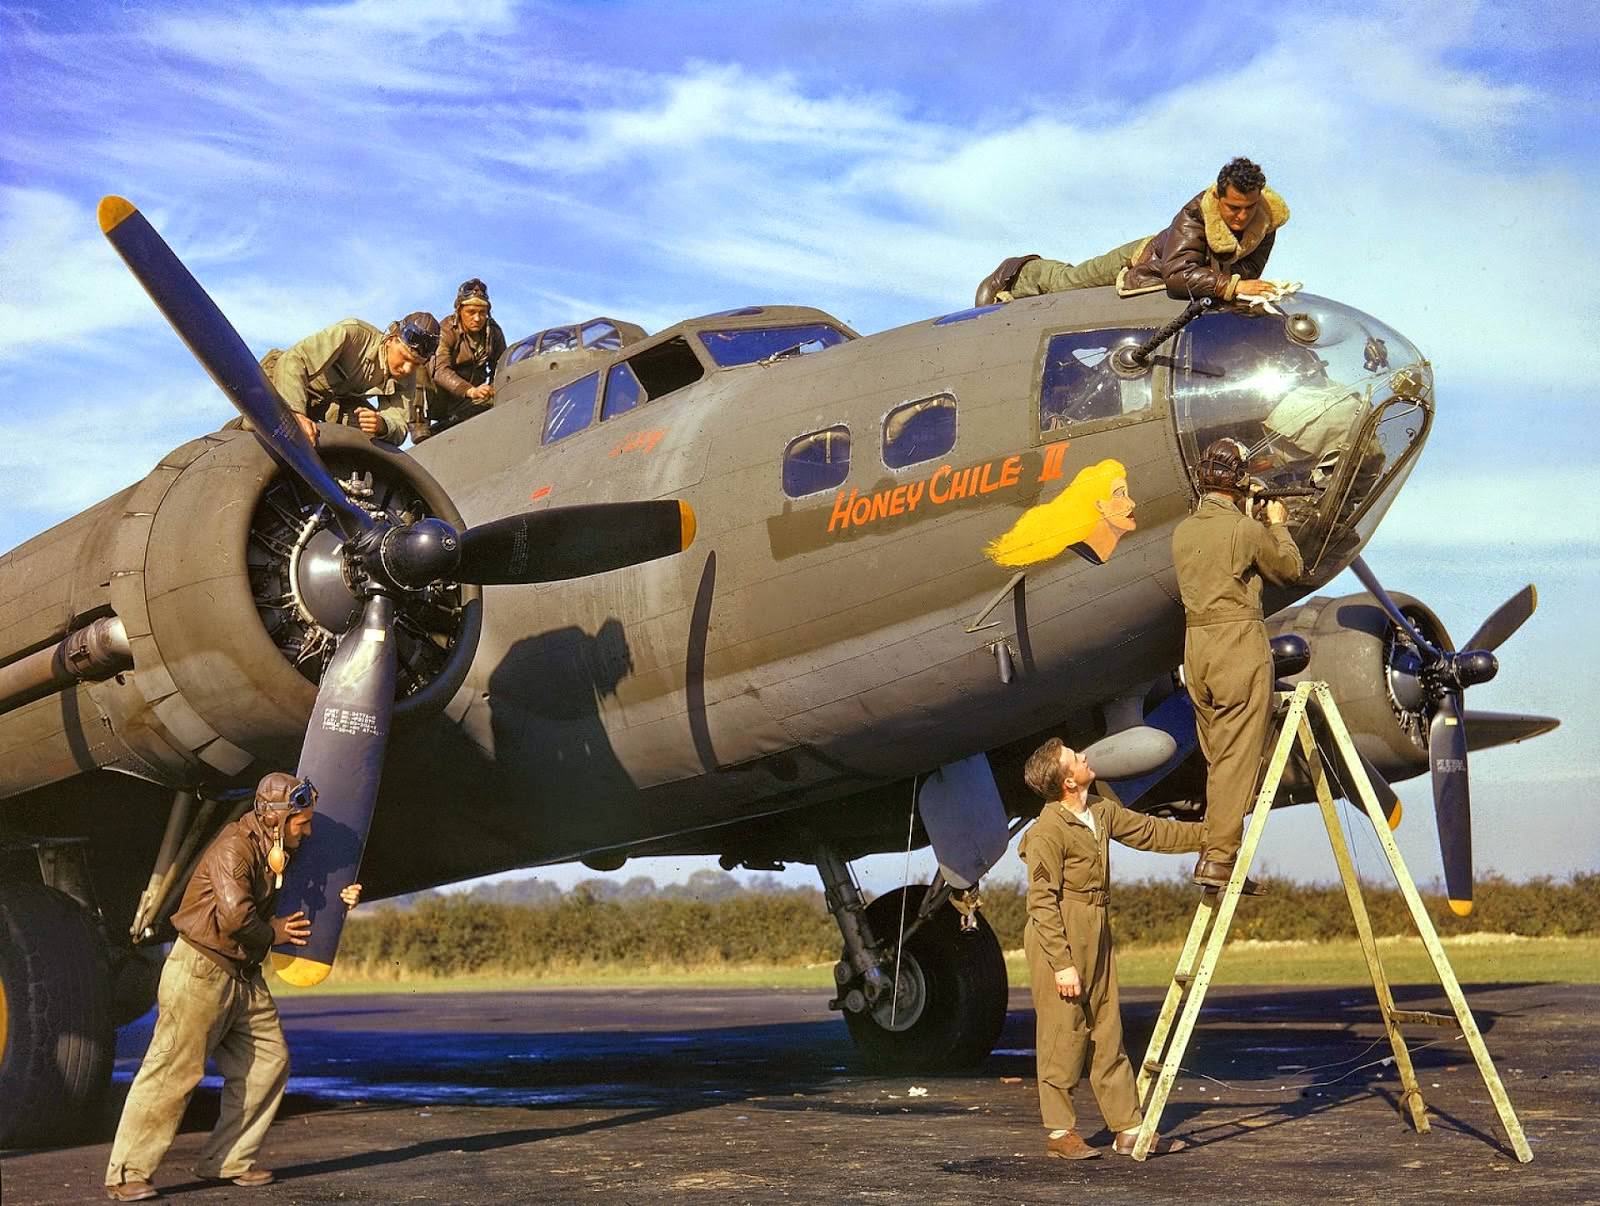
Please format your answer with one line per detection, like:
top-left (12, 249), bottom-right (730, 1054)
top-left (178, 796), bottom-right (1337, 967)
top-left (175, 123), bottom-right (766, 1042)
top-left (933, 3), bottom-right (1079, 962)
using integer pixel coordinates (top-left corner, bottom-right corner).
top-left (0, 197), bottom-right (1555, 1148)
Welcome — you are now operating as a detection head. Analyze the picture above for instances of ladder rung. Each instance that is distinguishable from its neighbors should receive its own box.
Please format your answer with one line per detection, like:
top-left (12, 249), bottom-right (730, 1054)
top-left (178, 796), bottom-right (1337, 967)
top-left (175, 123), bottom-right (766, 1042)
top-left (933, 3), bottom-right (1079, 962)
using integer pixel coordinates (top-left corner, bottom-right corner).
top-left (1388, 1009), bottom-right (1454, 1028)
top-left (1173, 972), bottom-right (1193, 987)
top-left (1142, 1059), bottom-right (1165, 1076)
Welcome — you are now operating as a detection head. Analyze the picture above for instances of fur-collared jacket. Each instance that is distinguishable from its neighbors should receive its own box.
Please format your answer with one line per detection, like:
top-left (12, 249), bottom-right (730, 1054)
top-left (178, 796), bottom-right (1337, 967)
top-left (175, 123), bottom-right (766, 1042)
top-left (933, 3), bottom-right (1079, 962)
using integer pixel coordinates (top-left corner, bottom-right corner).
top-left (1117, 186), bottom-right (1290, 301)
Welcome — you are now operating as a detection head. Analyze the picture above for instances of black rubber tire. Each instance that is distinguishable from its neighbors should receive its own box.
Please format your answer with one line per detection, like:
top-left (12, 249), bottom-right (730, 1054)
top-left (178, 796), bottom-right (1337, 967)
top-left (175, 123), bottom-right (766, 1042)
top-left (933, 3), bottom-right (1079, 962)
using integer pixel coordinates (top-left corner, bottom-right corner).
top-left (0, 880), bottom-right (115, 1149)
top-left (843, 885), bottom-right (1008, 1072)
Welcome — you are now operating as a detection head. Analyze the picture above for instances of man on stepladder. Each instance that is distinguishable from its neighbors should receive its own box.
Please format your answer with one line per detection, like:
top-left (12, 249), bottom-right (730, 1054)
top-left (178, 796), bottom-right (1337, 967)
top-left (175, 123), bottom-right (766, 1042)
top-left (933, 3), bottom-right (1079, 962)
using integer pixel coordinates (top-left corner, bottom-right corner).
top-left (1172, 437), bottom-right (1304, 891)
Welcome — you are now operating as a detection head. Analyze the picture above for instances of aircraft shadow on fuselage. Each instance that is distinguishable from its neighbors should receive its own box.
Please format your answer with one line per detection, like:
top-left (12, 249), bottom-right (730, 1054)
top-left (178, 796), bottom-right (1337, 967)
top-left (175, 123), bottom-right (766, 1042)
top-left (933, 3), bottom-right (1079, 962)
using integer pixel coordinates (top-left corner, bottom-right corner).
top-left (485, 618), bottom-right (637, 803)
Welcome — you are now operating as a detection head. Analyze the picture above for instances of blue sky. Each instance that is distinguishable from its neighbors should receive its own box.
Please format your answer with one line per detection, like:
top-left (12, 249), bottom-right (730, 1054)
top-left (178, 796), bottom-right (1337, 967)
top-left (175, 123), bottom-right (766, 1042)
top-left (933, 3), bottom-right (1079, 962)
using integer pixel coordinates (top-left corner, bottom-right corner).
top-left (1, 0), bottom-right (1595, 894)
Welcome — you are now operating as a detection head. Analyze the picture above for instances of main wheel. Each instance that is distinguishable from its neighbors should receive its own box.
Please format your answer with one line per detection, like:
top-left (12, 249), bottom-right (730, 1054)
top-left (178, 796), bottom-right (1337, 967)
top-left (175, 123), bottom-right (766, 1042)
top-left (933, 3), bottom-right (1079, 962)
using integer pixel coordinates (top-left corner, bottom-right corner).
top-left (843, 884), bottom-right (1008, 1072)
top-left (0, 880), bottom-right (115, 1148)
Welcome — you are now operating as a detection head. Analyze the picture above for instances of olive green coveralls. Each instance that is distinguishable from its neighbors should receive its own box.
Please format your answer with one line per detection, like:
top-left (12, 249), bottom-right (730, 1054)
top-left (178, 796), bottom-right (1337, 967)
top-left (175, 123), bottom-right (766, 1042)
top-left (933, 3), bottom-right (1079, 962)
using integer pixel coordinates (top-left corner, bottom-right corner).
top-left (1007, 237), bottom-right (1150, 298)
top-left (1171, 494), bottom-right (1304, 865)
top-left (1021, 796), bottom-right (1204, 1133)
top-left (259, 317), bottom-right (416, 444)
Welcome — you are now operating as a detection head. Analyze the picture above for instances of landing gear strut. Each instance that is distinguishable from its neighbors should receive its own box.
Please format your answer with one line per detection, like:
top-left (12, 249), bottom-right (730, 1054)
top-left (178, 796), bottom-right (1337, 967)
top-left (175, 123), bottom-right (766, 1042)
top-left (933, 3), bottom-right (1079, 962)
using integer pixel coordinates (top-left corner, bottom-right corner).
top-left (816, 845), bottom-right (1008, 1071)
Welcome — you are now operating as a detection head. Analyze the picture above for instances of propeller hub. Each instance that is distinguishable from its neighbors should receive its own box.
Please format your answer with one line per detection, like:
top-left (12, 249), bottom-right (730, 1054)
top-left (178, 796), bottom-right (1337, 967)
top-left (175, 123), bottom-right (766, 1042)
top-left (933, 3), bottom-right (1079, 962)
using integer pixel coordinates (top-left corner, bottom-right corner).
top-left (377, 517), bottom-right (462, 591)
top-left (1386, 642), bottom-right (1428, 713)
top-left (1454, 649), bottom-right (1499, 688)
top-left (292, 528), bottom-right (362, 633)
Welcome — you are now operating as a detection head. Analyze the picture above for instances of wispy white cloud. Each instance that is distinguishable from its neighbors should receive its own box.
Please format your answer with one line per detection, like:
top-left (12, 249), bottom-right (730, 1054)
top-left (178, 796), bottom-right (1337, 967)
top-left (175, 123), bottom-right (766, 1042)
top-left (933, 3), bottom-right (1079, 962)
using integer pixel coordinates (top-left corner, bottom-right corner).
top-left (2, 1), bottom-right (1596, 557)
top-left (0, 378), bottom-right (228, 516)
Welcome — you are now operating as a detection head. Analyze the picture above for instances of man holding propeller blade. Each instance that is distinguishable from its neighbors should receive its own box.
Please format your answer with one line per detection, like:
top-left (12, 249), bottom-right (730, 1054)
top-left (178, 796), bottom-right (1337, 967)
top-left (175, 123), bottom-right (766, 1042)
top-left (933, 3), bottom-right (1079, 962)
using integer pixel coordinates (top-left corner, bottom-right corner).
top-left (104, 773), bottom-right (360, 1202)
top-left (93, 192), bottom-right (698, 1198)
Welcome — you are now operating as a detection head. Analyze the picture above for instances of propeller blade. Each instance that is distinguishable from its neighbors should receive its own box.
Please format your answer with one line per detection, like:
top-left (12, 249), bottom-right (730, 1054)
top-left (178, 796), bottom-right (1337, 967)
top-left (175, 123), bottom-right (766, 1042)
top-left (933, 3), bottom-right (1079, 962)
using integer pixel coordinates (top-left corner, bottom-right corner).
top-left (1350, 556), bottom-right (1439, 658)
top-left (1354, 750), bottom-right (1403, 830)
top-left (97, 196), bottom-right (372, 541)
top-left (1428, 691), bottom-right (1473, 916)
top-left (271, 594), bottom-right (397, 986)
top-left (456, 500), bottom-right (696, 585)
top-left (1463, 584), bottom-right (1538, 653)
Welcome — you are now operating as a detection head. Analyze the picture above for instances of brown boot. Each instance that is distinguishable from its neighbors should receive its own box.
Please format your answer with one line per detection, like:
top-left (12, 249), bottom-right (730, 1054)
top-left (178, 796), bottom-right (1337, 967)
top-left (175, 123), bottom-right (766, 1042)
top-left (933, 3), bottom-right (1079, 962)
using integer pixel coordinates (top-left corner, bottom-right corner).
top-left (1193, 858), bottom-right (1267, 895)
top-left (1114, 1128), bottom-right (1189, 1157)
top-left (1045, 1130), bottom-right (1100, 1160)
top-left (975, 255), bottom-right (1040, 306)
top-left (197, 1169), bottom-right (275, 1187)
top-left (105, 1182), bottom-right (160, 1202)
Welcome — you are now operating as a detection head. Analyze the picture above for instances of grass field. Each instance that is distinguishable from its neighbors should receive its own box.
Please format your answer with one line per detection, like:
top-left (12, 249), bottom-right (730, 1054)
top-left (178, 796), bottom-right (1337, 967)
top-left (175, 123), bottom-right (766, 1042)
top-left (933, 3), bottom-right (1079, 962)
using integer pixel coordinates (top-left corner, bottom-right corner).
top-left (274, 934), bottom-right (1600, 995)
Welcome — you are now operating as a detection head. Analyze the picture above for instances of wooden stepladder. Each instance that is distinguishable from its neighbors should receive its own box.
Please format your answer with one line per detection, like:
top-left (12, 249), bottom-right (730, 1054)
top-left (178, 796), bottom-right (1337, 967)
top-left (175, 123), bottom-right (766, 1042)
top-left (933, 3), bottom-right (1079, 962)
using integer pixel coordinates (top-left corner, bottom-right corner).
top-left (1129, 681), bottom-right (1532, 1163)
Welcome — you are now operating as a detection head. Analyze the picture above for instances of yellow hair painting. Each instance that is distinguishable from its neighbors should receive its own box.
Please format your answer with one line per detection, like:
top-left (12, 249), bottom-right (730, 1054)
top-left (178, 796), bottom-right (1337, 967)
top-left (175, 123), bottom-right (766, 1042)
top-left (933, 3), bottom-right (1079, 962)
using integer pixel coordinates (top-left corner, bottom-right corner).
top-left (986, 458), bottom-right (1130, 567)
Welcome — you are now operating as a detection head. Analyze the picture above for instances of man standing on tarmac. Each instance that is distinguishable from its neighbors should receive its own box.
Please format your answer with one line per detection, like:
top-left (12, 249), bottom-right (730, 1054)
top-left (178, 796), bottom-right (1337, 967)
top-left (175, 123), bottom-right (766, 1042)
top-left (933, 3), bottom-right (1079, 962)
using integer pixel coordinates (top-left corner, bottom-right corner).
top-left (1020, 739), bottom-right (1201, 1159)
top-left (1171, 438), bottom-right (1304, 891)
top-left (104, 773), bottom-right (361, 1202)
top-left (257, 313), bottom-right (440, 446)
top-left (413, 278), bottom-right (507, 443)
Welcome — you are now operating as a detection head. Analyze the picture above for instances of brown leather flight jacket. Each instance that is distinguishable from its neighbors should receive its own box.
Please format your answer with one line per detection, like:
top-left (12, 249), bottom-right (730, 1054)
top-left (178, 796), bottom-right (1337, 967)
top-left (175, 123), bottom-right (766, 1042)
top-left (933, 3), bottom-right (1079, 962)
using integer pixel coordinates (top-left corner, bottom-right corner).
top-left (430, 313), bottom-right (507, 399)
top-left (1118, 186), bottom-right (1290, 301)
top-left (170, 812), bottom-right (279, 980)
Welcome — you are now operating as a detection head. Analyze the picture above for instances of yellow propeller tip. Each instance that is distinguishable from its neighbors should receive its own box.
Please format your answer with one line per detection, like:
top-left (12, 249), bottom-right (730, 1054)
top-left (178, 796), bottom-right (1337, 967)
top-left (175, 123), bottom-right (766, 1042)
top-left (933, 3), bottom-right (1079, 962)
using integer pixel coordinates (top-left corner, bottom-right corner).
top-left (678, 500), bottom-right (697, 550)
top-left (271, 953), bottom-right (333, 987)
top-left (1388, 801), bottom-right (1402, 830)
top-left (97, 195), bottom-right (137, 233)
top-left (1448, 898), bottom-right (1473, 917)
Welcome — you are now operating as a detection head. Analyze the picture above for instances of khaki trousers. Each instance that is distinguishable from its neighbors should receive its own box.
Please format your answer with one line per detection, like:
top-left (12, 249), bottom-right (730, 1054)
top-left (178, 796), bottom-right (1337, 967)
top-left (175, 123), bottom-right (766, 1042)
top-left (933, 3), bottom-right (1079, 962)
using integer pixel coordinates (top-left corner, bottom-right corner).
top-left (1185, 618), bottom-right (1275, 864)
top-left (1010, 238), bottom-right (1148, 297)
top-left (105, 939), bottom-right (289, 1186)
top-left (1024, 908), bottom-right (1142, 1134)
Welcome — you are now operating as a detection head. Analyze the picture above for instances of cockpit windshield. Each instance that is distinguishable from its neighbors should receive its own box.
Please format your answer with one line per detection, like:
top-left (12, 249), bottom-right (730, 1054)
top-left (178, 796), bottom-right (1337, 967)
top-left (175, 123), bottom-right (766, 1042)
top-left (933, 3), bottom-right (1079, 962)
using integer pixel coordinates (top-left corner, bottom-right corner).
top-left (1173, 294), bottom-right (1432, 572)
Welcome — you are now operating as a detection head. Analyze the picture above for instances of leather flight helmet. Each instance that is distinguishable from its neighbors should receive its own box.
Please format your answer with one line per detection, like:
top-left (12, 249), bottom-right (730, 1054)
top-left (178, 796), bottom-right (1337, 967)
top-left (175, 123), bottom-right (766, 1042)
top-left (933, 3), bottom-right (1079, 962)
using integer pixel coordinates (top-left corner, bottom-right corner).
top-left (1195, 437), bottom-right (1250, 494)
top-left (253, 770), bottom-right (317, 822)
top-left (455, 278), bottom-right (491, 311)
top-left (395, 311), bottom-right (441, 361)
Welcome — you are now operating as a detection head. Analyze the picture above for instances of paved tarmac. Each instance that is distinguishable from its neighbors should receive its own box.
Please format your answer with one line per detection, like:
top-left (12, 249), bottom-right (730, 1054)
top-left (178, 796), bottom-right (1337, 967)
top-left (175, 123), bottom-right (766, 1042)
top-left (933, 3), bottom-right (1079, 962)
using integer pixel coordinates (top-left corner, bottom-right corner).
top-left (4, 981), bottom-right (1596, 1204)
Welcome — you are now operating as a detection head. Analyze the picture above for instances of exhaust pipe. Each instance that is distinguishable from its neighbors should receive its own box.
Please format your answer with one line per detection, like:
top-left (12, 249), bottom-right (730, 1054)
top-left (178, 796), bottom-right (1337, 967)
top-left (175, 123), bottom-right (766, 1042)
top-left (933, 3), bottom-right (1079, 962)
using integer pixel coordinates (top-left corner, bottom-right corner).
top-left (0, 616), bottom-right (133, 716)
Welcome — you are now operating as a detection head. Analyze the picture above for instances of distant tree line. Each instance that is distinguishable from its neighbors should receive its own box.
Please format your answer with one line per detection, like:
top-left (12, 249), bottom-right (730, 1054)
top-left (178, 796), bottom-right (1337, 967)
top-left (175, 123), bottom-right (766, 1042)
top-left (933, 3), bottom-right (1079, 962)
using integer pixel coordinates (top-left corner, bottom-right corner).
top-left (380, 868), bottom-right (798, 911)
top-left (339, 872), bottom-right (1600, 980)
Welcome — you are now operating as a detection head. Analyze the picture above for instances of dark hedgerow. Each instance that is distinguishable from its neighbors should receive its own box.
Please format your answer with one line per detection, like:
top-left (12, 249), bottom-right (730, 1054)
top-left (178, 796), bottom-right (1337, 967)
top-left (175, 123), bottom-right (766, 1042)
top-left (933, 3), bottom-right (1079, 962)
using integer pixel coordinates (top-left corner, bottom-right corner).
top-left (338, 874), bottom-right (1599, 979)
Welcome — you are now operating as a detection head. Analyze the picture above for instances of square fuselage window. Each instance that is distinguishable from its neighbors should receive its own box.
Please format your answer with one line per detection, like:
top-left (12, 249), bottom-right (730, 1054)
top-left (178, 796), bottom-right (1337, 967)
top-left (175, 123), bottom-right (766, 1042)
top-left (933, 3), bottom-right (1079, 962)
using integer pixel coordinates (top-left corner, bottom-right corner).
top-left (883, 394), bottom-right (957, 469)
top-left (783, 425), bottom-right (851, 498)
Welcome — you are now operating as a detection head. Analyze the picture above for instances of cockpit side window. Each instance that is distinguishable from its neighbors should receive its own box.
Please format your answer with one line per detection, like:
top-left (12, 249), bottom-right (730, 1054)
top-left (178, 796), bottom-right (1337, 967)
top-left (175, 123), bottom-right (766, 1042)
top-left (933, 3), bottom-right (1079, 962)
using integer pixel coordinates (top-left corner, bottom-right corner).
top-left (626, 337), bottom-right (705, 401)
top-left (1039, 329), bottom-right (1153, 433)
top-left (783, 425), bottom-right (851, 498)
top-left (883, 394), bottom-right (957, 469)
top-left (543, 371), bottom-right (599, 444)
top-left (601, 361), bottom-right (644, 421)
top-left (699, 324), bottom-right (848, 368)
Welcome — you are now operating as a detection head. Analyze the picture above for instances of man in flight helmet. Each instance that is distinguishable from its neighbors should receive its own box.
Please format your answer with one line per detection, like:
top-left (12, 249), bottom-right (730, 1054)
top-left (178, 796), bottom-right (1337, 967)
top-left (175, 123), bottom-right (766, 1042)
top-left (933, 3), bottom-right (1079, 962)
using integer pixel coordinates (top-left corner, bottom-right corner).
top-left (104, 773), bottom-right (361, 1201)
top-left (413, 278), bottom-right (507, 443)
top-left (254, 311), bottom-right (440, 446)
top-left (1170, 437), bottom-right (1304, 891)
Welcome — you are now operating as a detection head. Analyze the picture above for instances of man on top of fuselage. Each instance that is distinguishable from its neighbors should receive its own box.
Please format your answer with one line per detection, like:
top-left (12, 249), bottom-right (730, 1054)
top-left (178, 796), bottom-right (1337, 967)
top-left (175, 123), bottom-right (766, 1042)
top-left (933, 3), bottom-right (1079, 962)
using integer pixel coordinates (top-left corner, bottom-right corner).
top-left (975, 157), bottom-right (1291, 305)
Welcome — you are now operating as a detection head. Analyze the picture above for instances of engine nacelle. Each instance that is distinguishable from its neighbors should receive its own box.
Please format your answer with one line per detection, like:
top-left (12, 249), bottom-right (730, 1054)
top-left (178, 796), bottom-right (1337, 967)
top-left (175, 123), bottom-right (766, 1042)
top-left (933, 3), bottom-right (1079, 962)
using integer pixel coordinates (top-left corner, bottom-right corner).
top-left (0, 427), bottom-right (480, 799)
top-left (1269, 589), bottom-right (1455, 785)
